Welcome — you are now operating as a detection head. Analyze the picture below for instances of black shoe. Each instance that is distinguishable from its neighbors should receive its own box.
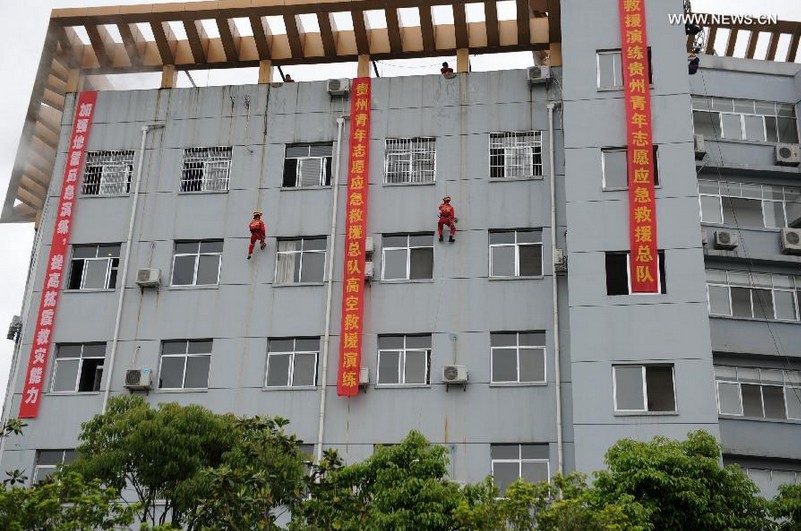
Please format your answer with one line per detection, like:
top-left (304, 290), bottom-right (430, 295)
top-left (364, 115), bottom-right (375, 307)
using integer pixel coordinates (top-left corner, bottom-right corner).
top-left (449, 236), bottom-right (455, 243)
top-left (247, 255), bottom-right (252, 260)
top-left (438, 236), bottom-right (443, 242)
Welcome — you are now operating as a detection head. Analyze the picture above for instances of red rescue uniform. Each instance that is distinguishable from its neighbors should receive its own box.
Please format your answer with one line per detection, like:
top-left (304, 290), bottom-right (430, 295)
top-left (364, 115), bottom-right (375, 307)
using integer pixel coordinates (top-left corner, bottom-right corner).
top-left (438, 202), bottom-right (456, 239)
top-left (248, 218), bottom-right (266, 255)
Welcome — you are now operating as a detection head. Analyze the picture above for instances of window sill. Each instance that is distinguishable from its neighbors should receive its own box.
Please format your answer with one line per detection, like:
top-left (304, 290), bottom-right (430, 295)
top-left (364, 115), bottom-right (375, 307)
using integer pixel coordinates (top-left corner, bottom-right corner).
top-left (379, 278), bottom-right (434, 284)
top-left (489, 275), bottom-right (545, 281)
top-left (704, 138), bottom-right (788, 147)
top-left (709, 314), bottom-right (801, 325)
top-left (489, 176), bottom-right (544, 182)
top-left (375, 384), bottom-right (432, 389)
top-left (263, 385), bottom-right (318, 391)
top-left (273, 282), bottom-right (326, 288)
top-left (701, 222), bottom-right (782, 233)
top-left (157, 388), bottom-right (209, 393)
top-left (62, 288), bottom-right (116, 293)
top-left (597, 85), bottom-right (654, 93)
top-left (603, 185), bottom-right (662, 192)
top-left (489, 382), bottom-right (548, 387)
top-left (177, 190), bottom-right (229, 195)
top-left (613, 410), bottom-right (679, 417)
top-left (280, 186), bottom-right (331, 191)
top-left (47, 391), bottom-right (101, 396)
top-left (382, 181), bottom-right (436, 187)
top-left (718, 414), bottom-right (801, 425)
top-left (167, 284), bottom-right (220, 290)
top-left (79, 193), bottom-right (130, 199)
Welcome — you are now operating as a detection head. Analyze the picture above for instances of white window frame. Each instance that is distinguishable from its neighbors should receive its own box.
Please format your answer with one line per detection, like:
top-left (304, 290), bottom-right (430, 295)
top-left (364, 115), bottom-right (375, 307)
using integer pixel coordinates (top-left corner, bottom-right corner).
top-left (490, 332), bottom-right (547, 384)
top-left (282, 143), bottom-right (334, 187)
top-left (158, 340), bottom-right (212, 390)
top-left (68, 244), bottom-right (121, 290)
top-left (50, 343), bottom-right (105, 393)
top-left (596, 50), bottom-right (624, 89)
top-left (180, 146), bottom-right (233, 192)
top-left (274, 237), bottom-right (327, 284)
top-left (384, 137), bottom-right (436, 184)
top-left (606, 251), bottom-right (666, 295)
top-left (714, 365), bottom-right (801, 420)
top-left (490, 444), bottom-right (550, 495)
top-left (489, 229), bottom-right (544, 278)
top-left (705, 270), bottom-right (801, 322)
top-left (376, 335), bottom-right (432, 386)
top-left (265, 338), bottom-right (320, 388)
top-left (81, 150), bottom-right (134, 196)
top-left (601, 146), bottom-right (660, 190)
top-left (612, 364), bottom-right (676, 413)
top-left (33, 449), bottom-right (76, 484)
top-left (489, 131), bottom-right (543, 179)
top-left (692, 97), bottom-right (799, 144)
top-left (171, 240), bottom-right (223, 287)
top-left (380, 234), bottom-right (434, 281)
top-left (697, 179), bottom-right (801, 229)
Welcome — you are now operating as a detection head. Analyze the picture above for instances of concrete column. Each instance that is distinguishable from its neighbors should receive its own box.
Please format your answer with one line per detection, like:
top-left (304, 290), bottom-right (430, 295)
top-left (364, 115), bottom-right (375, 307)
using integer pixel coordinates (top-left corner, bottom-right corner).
top-left (456, 48), bottom-right (470, 73)
top-left (161, 65), bottom-right (178, 89)
top-left (357, 54), bottom-right (371, 78)
top-left (258, 60), bottom-right (273, 84)
top-left (548, 44), bottom-right (563, 67)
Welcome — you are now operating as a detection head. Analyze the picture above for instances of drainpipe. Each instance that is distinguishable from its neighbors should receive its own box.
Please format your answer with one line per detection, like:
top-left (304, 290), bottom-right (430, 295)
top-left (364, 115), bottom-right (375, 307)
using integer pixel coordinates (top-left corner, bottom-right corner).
top-left (547, 101), bottom-right (564, 475)
top-left (102, 123), bottom-right (163, 413)
top-left (317, 116), bottom-right (346, 463)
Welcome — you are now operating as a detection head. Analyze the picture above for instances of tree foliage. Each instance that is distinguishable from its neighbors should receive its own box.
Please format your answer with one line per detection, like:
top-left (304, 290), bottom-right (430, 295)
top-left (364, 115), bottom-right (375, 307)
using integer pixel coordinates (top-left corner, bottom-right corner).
top-left (771, 483), bottom-right (801, 531)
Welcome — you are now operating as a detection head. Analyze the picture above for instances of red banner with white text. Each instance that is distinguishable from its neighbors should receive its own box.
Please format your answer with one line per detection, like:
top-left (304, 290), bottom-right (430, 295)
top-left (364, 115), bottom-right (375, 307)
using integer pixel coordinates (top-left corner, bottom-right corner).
top-left (337, 78), bottom-right (371, 396)
top-left (619, 0), bottom-right (659, 293)
top-left (19, 91), bottom-right (98, 418)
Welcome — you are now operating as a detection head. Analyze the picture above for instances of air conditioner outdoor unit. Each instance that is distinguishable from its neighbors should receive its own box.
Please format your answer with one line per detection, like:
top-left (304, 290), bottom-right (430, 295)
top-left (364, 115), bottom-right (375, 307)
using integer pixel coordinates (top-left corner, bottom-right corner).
top-left (527, 66), bottom-right (550, 85)
top-left (327, 78), bottom-right (350, 96)
top-left (359, 367), bottom-right (370, 387)
top-left (775, 143), bottom-right (801, 166)
top-left (442, 365), bottom-right (468, 384)
top-left (364, 260), bottom-right (374, 280)
top-left (694, 134), bottom-right (706, 160)
top-left (780, 228), bottom-right (801, 255)
top-left (124, 368), bottom-right (152, 390)
top-left (135, 268), bottom-right (160, 288)
top-left (714, 230), bottom-right (739, 250)
top-left (553, 248), bottom-right (567, 274)
top-left (365, 236), bottom-right (374, 254)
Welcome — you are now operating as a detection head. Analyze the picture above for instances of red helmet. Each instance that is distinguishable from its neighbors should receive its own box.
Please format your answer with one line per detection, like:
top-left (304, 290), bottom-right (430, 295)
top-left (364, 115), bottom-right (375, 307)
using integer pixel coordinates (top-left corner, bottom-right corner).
top-left (443, 196), bottom-right (451, 202)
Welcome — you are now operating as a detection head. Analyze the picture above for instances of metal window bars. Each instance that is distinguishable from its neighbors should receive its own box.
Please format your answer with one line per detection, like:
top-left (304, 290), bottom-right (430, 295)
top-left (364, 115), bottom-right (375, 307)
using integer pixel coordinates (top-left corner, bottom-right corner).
top-left (384, 138), bottom-right (436, 184)
top-left (180, 146), bottom-right (233, 192)
top-left (81, 150), bottom-right (135, 196)
top-left (490, 132), bottom-right (543, 179)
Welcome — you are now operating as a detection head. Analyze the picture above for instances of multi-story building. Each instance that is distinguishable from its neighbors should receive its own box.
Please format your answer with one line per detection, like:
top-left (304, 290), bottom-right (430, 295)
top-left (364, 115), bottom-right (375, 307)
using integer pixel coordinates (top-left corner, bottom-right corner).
top-left (1, 0), bottom-right (799, 500)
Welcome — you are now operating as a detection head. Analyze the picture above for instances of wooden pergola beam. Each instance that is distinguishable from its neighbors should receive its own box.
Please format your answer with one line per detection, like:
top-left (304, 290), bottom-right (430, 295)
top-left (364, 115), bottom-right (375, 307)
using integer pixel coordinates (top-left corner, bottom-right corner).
top-left (183, 19), bottom-right (208, 63)
top-left (419, 5), bottom-right (435, 52)
top-left (484, 0), bottom-right (499, 47)
top-left (85, 24), bottom-right (115, 69)
top-left (452, 3), bottom-right (468, 50)
top-left (118, 23), bottom-right (145, 67)
top-left (283, 14), bottom-right (305, 59)
top-left (250, 16), bottom-right (271, 60)
top-left (744, 30), bottom-right (759, 59)
top-left (725, 28), bottom-right (738, 57)
top-left (150, 20), bottom-right (176, 65)
top-left (216, 17), bottom-right (241, 62)
top-left (515, 0), bottom-right (530, 46)
top-left (352, 10), bottom-right (370, 56)
top-left (317, 12), bottom-right (338, 57)
top-left (787, 28), bottom-right (801, 63)
top-left (385, 8), bottom-right (403, 54)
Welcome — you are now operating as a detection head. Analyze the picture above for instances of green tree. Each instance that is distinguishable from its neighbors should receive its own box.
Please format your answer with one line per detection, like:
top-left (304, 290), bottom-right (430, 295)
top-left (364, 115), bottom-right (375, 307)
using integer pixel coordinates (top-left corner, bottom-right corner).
top-left (771, 483), bottom-right (801, 530)
top-left (593, 430), bottom-right (773, 531)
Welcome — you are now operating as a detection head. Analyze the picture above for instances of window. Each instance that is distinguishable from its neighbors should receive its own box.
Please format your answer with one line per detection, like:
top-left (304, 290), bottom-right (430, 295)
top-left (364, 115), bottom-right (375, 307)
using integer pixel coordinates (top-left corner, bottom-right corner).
top-left (384, 138), bottom-right (436, 184)
top-left (81, 150), bottom-right (134, 196)
top-left (715, 365), bottom-right (801, 420)
top-left (490, 332), bottom-right (546, 384)
top-left (605, 251), bottom-right (667, 295)
top-left (377, 334), bottom-right (431, 385)
top-left (282, 143), bottom-right (333, 187)
top-left (50, 343), bottom-right (105, 393)
top-left (491, 444), bottom-right (549, 495)
top-left (159, 340), bottom-right (212, 390)
top-left (489, 230), bottom-right (543, 278)
top-left (601, 147), bottom-right (660, 190)
top-left (33, 450), bottom-right (76, 484)
top-left (698, 180), bottom-right (801, 229)
top-left (706, 270), bottom-right (800, 322)
top-left (381, 234), bottom-right (434, 280)
top-left (171, 240), bottom-right (223, 286)
top-left (180, 146), bottom-right (232, 192)
top-left (275, 237), bottom-right (327, 284)
top-left (597, 48), bottom-right (653, 90)
top-left (692, 97), bottom-right (799, 144)
top-left (489, 131), bottom-right (543, 179)
top-left (724, 456), bottom-right (801, 499)
top-left (265, 338), bottom-right (319, 388)
top-left (613, 364), bottom-right (676, 412)
top-left (67, 244), bottom-right (121, 290)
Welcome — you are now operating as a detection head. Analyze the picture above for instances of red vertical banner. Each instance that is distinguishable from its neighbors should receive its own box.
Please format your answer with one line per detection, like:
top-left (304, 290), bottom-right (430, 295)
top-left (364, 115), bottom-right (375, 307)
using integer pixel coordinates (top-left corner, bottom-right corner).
top-left (619, 0), bottom-right (659, 293)
top-left (19, 91), bottom-right (98, 418)
top-left (337, 78), bottom-right (371, 397)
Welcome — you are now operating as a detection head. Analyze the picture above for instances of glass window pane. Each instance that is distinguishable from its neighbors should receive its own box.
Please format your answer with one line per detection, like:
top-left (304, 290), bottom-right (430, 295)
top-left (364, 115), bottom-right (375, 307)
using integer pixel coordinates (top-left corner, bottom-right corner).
top-left (786, 201), bottom-right (801, 227)
top-left (275, 252), bottom-right (298, 284)
top-left (786, 388), bottom-right (801, 420)
top-left (521, 444), bottom-right (549, 460)
top-left (184, 355), bottom-right (210, 388)
top-left (82, 260), bottom-right (109, 289)
top-left (765, 116), bottom-right (779, 143)
top-left (603, 150), bottom-right (627, 189)
top-left (492, 348), bottom-right (518, 382)
top-left (383, 249), bottom-right (408, 280)
top-left (743, 115), bottom-right (765, 141)
top-left (693, 111), bottom-right (721, 139)
top-left (159, 356), bottom-right (185, 389)
top-left (516, 230), bottom-right (542, 244)
top-left (406, 335), bottom-right (431, 348)
top-left (522, 462), bottom-right (549, 484)
top-left (97, 244), bottom-right (121, 258)
top-left (519, 332), bottom-right (545, 346)
top-left (730, 287), bottom-right (753, 318)
top-left (645, 366), bottom-right (675, 411)
top-left (266, 354), bottom-right (291, 387)
top-left (752, 289), bottom-right (774, 320)
top-left (378, 336), bottom-right (404, 349)
top-left (37, 450), bottom-right (66, 467)
top-left (721, 114), bottom-right (743, 140)
top-left (708, 285), bottom-right (730, 315)
top-left (378, 351), bottom-right (400, 384)
top-left (597, 53), bottom-right (615, 89)
top-left (382, 235), bottom-right (407, 248)
top-left (741, 384), bottom-right (764, 417)
top-left (701, 196), bottom-right (723, 223)
top-left (300, 252), bottom-right (325, 283)
top-left (491, 246), bottom-right (516, 277)
top-left (72, 246), bottom-right (98, 259)
top-left (491, 333), bottom-right (517, 347)
top-left (491, 445), bottom-right (519, 459)
top-left (175, 242), bottom-right (199, 254)
top-left (718, 382), bottom-right (742, 415)
top-left (56, 345), bottom-right (81, 359)
top-left (519, 245), bottom-right (543, 276)
top-left (162, 341), bottom-right (187, 355)
top-left (200, 240), bottom-right (223, 253)
top-left (52, 359), bottom-right (79, 392)
top-left (774, 291), bottom-right (798, 321)
top-left (733, 99), bottom-right (755, 113)
top-left (82, 344), bottom-right (106, 358)
top-left (172, 255), bottom-right (197, 285)
top-left (187, 341), bottom-right (212, 354)
top-left (698, 180), bottom-right (719, 194)
top-left (302, 237), bottom-right (327, 251)
top-left (489, 231), bottom-right (515, 244)
top-left (762, 386), bottom-right (786, 419)
top-left (196, 255), bottom-right (220, 285)
top-left (409, 248), bottom-right (433, 279)
top-left (519, 348), bottom-right (545, 383)
top-left (493, 461), bottom-right (519, 495)
top-left (292, 353), bottom-right (317, 386)
top-left (409, 234), bottom-right (433, 247)
top-left (296, 338), bottom-right (320, 352)
top-left (615, 366), bottom-right (645, 410)
top-left (724, 197), bottom-right (763, 228)
top-left (404, 350), bottom-right (428, 384)
top-left (777, 117), bottom-right (799, 144)
top-left (763, 201), bottom-right (786, 228)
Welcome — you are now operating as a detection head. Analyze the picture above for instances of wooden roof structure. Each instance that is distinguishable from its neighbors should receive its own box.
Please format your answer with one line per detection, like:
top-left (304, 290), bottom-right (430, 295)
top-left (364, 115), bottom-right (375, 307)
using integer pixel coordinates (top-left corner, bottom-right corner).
top-left (688, 14), bottom-right (801, 62)
top-left (2, 0), bottom-right (562, 223)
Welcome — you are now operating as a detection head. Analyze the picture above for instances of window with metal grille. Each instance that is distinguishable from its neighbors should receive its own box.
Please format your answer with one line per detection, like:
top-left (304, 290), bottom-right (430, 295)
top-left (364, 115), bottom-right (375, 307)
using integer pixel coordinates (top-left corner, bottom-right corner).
top-left (67, 244), bottom-right (121, 290)
top-left (377, 334), bottom-right (431, 385)
top-left (489, 132), bottom-right (543, 179)
top-left (81, 150), bottom-right (134, 196)
top-left (282, 143), bottom-right (333, 187)
top-left (715, 365), bottom-right (801, 420)
top-left (180, 147), bottom-right (232, 192)
top-left (491, 444), bottom-right (549, 495)
top-left (51, 343), bottom-right (105, 393)
top-left (159, 340), bottom-right (212, 390)
top-left (266, 338), bottom-right (320, 388)
top-left (490, 332), bottom-right (546, 384)
top-left (275, 237), bottom-right (327, 284)
top-left (384, 138), bottom-right (436, 184)
top-left (33, 449), bottom-right (76, 484)
top-left (706, 270), bottom-right (801, 322)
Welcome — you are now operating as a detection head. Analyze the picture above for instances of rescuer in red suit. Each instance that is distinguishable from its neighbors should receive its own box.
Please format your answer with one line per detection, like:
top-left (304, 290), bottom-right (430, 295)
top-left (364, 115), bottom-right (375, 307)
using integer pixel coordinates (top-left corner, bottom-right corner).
top-left (247, 210), bottom-right (266, 259)
top-left (438, 196), bottom-right (457, 243)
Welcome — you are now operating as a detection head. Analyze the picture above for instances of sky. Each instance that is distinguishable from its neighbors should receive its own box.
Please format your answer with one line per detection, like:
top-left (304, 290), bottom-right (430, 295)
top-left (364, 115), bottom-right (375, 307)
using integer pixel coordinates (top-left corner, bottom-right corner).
top-left (0, 0), bottom-right (799, 413)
